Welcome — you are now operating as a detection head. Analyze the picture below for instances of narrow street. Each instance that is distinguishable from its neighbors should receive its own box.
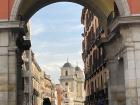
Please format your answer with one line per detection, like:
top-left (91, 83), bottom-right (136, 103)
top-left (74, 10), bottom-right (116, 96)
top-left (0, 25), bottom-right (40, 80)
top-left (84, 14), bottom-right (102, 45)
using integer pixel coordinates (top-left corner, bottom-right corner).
top-left (0, 0), bottom-right (140, 105)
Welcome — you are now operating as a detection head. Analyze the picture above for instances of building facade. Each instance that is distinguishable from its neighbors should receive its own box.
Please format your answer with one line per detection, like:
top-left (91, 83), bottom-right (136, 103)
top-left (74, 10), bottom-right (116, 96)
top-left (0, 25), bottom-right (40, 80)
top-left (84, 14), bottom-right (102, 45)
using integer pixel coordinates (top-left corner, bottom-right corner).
top-left (31, 52), bottom-right (55, 105)
top-left (60, 61), bottom-right (85, 105)
top-left (81, 8), bottom-right (109, 105)
top-left (56, 84), bottom-right (64, 105)
top-left (81, 3), bottom-right (132, 104)
top-left (1, 0), bottom-right (140, 105)
top-left (43, 74), bottom-right (56, 105)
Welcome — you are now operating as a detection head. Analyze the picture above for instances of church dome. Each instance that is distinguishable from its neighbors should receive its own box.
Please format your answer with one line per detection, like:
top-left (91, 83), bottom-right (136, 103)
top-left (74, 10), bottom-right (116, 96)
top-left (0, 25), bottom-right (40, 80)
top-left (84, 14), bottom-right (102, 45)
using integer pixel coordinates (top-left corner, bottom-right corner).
top-left (63, 62), bottom-right (72, 68)
top-left (75, 66), bottom-right (81, 71)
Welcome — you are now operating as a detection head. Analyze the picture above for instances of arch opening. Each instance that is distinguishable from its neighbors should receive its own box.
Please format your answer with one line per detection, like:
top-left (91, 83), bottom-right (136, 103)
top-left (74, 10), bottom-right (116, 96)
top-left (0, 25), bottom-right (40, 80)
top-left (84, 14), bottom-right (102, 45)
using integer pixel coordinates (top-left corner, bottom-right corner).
top-left (29, 2), bottom-right (84, 83)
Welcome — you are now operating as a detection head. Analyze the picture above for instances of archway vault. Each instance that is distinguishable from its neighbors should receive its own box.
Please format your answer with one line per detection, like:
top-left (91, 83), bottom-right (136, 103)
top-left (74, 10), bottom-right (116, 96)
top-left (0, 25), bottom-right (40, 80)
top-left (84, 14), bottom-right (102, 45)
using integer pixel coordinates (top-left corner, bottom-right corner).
top-left (12, 0), bottom-right (115, 22)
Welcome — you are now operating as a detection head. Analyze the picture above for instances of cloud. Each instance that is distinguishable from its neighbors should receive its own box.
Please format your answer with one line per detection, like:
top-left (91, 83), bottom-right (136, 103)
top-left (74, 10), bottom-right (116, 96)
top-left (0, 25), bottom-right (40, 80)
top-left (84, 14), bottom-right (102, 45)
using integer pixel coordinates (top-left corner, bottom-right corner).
top-left (30, 22), bottom-right (46, 36)
top-left (33, 50), bottom-right (84, 84)
top-left (31, 36), bottom-right (83, 54)
top-left (33, 2), bottom-right (83, 20)
top-left (42, 64), bottom-right (61, 83)
top-left (37, 55), bottom-right (84, 84)
top-left (30, 2), bottom-right (84, 83)
top-left (31, 21), bottom-right (83, 35)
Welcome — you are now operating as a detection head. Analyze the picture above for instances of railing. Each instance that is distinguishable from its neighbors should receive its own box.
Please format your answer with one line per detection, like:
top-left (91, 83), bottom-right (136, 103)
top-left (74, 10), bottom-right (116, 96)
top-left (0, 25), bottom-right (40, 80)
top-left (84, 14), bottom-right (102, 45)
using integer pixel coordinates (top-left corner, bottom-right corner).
top-left (85, 88), bottom-right (108, 105)
top-left (85, 59), bottom-right (106, 80)
top-left (84, 26), bottom-right (105, 56)
top-left (60, 75), bottom-right (75, 79)
top-left (82, 25), bottom-right (105, 60)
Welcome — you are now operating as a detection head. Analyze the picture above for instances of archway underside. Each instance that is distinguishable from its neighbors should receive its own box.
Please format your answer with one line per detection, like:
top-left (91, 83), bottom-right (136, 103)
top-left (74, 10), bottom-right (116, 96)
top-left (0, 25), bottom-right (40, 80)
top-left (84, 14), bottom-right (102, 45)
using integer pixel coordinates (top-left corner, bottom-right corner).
top-left (16, 0), bottom-right (114, 22)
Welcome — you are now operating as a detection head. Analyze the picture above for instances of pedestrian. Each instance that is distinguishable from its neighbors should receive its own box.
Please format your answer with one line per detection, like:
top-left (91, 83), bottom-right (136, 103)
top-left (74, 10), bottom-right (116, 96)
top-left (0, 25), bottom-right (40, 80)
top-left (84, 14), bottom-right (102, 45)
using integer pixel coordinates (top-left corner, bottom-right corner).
top-left (43, 98), bottom-right (51, 105)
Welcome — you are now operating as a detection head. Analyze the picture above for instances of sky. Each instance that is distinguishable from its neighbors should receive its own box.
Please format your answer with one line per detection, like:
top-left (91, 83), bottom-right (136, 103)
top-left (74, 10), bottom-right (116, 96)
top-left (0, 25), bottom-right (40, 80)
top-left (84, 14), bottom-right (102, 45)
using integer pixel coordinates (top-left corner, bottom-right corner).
top-left (30, 2), bottom-right (84, 83)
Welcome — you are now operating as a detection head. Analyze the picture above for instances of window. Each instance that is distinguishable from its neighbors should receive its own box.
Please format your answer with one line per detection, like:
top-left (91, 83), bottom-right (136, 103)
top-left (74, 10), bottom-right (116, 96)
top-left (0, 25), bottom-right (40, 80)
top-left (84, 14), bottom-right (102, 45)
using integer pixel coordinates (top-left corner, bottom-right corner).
top-left (101, 75), bottom-right (103, 89)
top-left (65, 94), bottom-right (67, 98)
top-left (65, 71), bottom-right (68, 76)
top-left (95, 79), bottom-right (96, 90)
top-left (91, 81), bottom-right (94, 93)
top-left (65, 82), bottom-right (68, 86)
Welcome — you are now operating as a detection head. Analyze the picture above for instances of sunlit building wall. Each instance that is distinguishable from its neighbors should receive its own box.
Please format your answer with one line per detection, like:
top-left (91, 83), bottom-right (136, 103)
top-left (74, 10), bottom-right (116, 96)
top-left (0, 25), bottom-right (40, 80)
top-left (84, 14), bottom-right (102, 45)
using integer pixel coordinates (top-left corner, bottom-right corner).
top-left (81, 7), bottom-right (109, 105)
top-left (56, 84), bottom-right (64, 105)
top-left (31, 52), bottom-right (54, 105)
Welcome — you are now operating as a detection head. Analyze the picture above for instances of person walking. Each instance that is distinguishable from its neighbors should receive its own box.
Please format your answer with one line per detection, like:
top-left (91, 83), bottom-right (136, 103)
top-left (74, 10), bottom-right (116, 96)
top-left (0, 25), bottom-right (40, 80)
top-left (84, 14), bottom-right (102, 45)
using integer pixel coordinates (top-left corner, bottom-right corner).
top-left (43, 98), bottom-right (51, 105)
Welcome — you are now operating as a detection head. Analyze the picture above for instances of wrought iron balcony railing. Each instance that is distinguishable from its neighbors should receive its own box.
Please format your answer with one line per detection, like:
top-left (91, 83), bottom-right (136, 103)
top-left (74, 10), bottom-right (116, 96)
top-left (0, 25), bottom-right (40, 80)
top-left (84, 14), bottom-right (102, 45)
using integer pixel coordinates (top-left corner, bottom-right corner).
top-left (85, 88), bottom-right (108, 105)
top-left (84, 26), bottom-right (105, 57)
top-left (85, 59), bottom-right (106, 80)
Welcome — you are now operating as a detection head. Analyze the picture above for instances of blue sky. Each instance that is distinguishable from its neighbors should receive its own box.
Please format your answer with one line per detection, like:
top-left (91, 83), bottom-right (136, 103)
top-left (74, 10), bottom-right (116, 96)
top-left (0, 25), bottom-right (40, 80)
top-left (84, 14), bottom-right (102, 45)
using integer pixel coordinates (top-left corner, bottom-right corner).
top-left (30, 2), bottom-right (84, 83)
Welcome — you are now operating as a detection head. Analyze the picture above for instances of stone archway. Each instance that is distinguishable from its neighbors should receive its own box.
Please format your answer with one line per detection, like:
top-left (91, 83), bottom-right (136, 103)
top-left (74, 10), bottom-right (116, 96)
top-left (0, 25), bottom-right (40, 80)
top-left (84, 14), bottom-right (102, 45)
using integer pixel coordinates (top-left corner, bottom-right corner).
top-left (0, 0), bottom-right (140, 105)
top-left (11, 1), bottom-right (120, 105)
top-left (11, 0), bottom-right (124, 22)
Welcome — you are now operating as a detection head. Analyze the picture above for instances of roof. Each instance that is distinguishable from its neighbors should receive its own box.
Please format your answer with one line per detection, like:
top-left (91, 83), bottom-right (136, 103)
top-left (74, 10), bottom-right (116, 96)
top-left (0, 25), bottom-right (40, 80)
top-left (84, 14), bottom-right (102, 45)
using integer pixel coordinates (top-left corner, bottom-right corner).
top-left (63, 62), bottom-right (72, 68)
top-left (75, 66), bottom-right (81, 71)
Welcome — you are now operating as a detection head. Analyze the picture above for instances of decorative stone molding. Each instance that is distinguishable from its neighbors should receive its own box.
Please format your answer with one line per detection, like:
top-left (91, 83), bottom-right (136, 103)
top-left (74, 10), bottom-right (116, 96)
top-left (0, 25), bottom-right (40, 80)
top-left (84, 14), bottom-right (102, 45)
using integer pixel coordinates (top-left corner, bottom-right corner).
top-left (10, 0), bottom-right (22, 20)
top-left (109, 16), bottom-right (140, 32)
top-left (0, 21), bottom-right (24, 29)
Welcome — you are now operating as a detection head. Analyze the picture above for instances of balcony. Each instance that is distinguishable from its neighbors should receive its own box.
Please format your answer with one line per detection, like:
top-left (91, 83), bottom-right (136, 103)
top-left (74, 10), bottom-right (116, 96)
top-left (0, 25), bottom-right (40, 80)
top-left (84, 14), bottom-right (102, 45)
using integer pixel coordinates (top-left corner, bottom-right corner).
top-left (82, 49), bottom-right (87, 57)
top-left (85, 69), bottom-right (94, 80)
top-left (82, 28), bottom-right (105, 61)
top-left (60, 75), bottom-right (75, 80)
top-left (85, 27), bottom-right (105, 55)
top-left (85, 59), bottom-right (106, 80)
top-left (85, 88), bottom-right (108, 105)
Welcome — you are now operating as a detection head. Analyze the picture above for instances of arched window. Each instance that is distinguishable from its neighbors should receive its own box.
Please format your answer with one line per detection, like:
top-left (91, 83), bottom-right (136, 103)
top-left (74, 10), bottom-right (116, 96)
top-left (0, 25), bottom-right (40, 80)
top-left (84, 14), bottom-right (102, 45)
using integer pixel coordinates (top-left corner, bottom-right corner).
top-left (98, 77), bottom-right (100, 89)
top-left (95, 79), bottom-right (96, 90)
top-left (93, 16), bottom-right (99, 33)
top-left (65, 71), bottom-right (68, 76)
top-left (65, 82), bottom-right (68, 86)
top-left (101, 75), bottom-right (103, 89)
top-left (91, 81), bottom-right (94, 94)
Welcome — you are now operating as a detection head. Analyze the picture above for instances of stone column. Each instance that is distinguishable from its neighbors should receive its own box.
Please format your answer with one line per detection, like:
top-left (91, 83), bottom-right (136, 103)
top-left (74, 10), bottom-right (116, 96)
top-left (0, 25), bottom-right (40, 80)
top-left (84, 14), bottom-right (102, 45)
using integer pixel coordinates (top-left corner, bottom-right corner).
top-left (0, 21), bottom-right (28, 105)
top-left (0, 29), bottom-right (17, 105)
top-left (120, 24), bottom-right (140, 105)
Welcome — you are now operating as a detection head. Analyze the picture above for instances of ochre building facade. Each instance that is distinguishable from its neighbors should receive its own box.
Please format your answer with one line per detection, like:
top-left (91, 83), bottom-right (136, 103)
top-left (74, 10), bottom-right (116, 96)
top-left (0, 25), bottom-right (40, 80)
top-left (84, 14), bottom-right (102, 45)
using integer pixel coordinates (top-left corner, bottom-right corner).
top-left (31, 53), bottom-right (54, 105)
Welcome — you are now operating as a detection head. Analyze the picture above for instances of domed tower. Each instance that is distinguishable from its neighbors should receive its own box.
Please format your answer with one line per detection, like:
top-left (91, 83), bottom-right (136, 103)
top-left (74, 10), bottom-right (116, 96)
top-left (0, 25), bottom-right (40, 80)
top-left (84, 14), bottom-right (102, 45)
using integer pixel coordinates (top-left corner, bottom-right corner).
top-left (60, 61), bottom-right (75, 105)
top-left (59, 61), bottom-right (85, 105)
top-left (75, 66), bottom-right (84, 79)
top-left (75, 66), bottom-right (85, 102)
top-left (61, 61), bottom-right (75, 77)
